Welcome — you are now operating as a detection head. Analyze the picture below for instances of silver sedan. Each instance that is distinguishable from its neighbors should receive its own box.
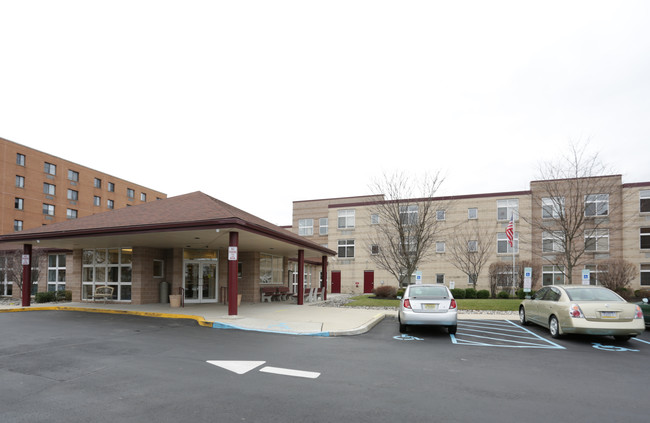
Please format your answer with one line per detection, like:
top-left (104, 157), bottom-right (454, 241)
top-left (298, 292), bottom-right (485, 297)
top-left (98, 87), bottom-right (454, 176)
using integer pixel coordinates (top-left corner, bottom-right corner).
top-left (398, 284), bottom-right (457, 334)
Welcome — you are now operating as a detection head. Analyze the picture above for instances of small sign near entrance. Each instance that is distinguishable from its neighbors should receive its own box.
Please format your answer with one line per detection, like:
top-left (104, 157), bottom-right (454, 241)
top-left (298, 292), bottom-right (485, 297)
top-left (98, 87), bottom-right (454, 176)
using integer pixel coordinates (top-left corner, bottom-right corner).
top-left (22, 255), bottom-right (30, 265)
top-left (228, 246), bottom-right (238, 261)
top-left (523, 267), bottom-right (532, 292)
top-left (582, 269), bottom-right (590, 285)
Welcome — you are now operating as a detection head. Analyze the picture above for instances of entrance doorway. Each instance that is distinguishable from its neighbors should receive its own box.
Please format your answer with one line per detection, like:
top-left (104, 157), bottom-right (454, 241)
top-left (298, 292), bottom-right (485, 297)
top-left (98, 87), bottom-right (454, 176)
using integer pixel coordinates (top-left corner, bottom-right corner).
top-left (331, 271), bottom-right (341, 294)
top-left (363, 271), bottom-right (374, 293)
top-left (183, 261), bottom-right (218, 303)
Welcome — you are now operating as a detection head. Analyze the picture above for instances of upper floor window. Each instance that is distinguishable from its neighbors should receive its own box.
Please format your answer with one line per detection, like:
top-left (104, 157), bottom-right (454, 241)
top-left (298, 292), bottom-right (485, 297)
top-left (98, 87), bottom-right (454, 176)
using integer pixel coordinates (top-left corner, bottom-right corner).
top-left (497, 199), bottom-right (518, 221)
top-left (542, 197), bottom-right (565, 219)
top-left (468, 208), bottom-right (478, 220)
top-left (337, 239), bottom-right (355, 258)
top-left (641, 228), bottom-right (650, 250)
top-left (94, 196), bottom-right (101, 207)
top-left (44, 162), bottom-right (56, 175)
top-left (338, 209), bottom-right (355, 229)
top-left (370, 244), bottom-right (380, 255)
top-left (319, 218), bottom-right (328, 235)
top-left (67, 209), bottom-right (78, 219)
top-left (542, 231), bottom-right (565, 253)
top-left (107, 199), bottom-right (114, 209)
top-left (67, 189), bottom-right (79, 201)
top-left (371, 214), bottom-right (379, 225)
top-left (400, 205), bottom-right (419, 226)
top-left (16, 153), bottom-right (25, 166)
top-left (43, 183), bottom-right (56, 196)
top-left (467, 240), bottom-right (478, 253)
top-left (14, 220), bottom-right (23, 232)
top-left (108, 182), bottom-right (115, 192)
top-left (585, 194), bottom-right (609, 217)
top-left (436, 241), bottom-right (445, 253)
top-left (640, 190), bottom-right (650, 213)
top-left (127, 188), bottom-right (135, 199)
top-left (15, 198), bottom-right (24, 210)
top-left (140, 193), bottom-right (146, 202)
top-left (585, 229), bottom-right (609, 252)
top-left (497, 232), bottom-right (519, 254)
top-left (43, 203), bottom-right (55, 216)
top-left (68, 170), bottom-right (79, 182)
top-left (15, 175), bottom-right (25, 188)
top-left (298, 218), bottom-right (314, 236)
top-left (436, 210), bottom-right (446, 221)
top-left (94, 178), bottom-right (102, 188)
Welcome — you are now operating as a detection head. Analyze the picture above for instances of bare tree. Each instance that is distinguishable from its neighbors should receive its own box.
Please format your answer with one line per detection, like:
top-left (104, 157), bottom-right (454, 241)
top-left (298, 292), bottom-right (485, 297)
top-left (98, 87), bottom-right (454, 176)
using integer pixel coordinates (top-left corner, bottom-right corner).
top-left (0, 248), bottom-right (44, 296)
top-left (445, 221), bottom-right (495, 288)
top-left (526, 142), bottom-right (624, 285)
top-left (597, 258), bottom-right (636, 294)
top-left (367, 171), bottom-right (446, 287)
top-left (488, 260), bottom-right (541, 297)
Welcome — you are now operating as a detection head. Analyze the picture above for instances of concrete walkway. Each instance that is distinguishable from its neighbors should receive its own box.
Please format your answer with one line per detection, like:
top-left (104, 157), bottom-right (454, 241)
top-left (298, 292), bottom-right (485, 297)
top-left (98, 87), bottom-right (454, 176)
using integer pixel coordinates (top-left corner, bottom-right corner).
top-left (0, 296), bottom-right (515, 336)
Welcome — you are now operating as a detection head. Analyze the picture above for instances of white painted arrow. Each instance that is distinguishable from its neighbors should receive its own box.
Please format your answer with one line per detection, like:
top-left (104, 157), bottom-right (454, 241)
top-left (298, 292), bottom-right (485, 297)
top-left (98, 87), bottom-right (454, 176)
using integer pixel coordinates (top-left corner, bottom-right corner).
top-left (206, 360), bottom-right (266, 375)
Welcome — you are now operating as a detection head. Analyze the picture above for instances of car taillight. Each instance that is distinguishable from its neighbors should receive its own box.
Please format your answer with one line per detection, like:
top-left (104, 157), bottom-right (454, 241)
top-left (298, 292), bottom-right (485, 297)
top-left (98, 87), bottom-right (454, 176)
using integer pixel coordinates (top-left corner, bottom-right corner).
top-left (450, 299), bottom-right (457, 310)
top-left (569, 304), bottom-right (584, 318)
top-left (634, 305), bottom-right (643, 319)
top-left (403, 299), bottom-right (411, 309)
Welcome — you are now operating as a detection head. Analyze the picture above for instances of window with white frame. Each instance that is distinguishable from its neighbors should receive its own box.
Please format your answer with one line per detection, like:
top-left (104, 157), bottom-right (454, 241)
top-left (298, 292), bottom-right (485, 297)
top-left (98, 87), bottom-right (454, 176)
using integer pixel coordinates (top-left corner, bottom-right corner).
top-left (585, 194), bottom-right (609, 217)
top-left (47, 254), bottom-right (66, 292)
top-left (14, 220), bottom-right (23, 232)
top-left (641, 228), bottom-right (650, 249)
top-left (44, 162), bottom-right (56, 175)
top-left (140, 193), bottom-right (147, 202)
top-left (43, 203), bottom-right (55, 216)
top-left (468, 240), bottom-right (478, 253)
top-left (641, 264), bottom-right (650, 286)
top-left (542, 197), bottom-right (565, 219)
top-left (402, 236), bottom-right (417, 254)
top-left (107, 199), bottom-right (114, 209)
top-left (15, 175), bottom-right (25, 188)
top-left (260, 254), bottom-right (283, 284)
top-left (108, 182), bottom-right (115, 192)
top-left (82, 248), bottom-right (132, 301)
top-left (67, 209), bottom-right (78, 219)
top-left (400, 205), bottom-right (419, 226)
top-left (16, 153), bottom-right (25, 166)
top-left (542, 231), bottom-right (565, 253)
top-left (0, 257), bottom-right (13, 296)
top-left (15, 198), bottom-right (24, 210)
top-left (436, 274), bottom-right (445, 284)
top-left (43, 183), bottom-right (56, 196)
top-left (338, 239), bottom-right (355, 258)
top-left (436, 210), bottom-right (446, 221)
top-left (497, 199), bottom-right (518, 221)
top-left (584, 264), bottom-right (602, 286)
top-left (585, 229), bottom-right (609, 252)
top-left (319, 218), bottom-right (328, 235)
top-left (338, 209), bottom-right (355, 229)
top-left (468, 208), bottom-right (478, 220)
top-left (67, 189), bottom-right (78, 201)
top-left (94, 196), bottom-right (101, 207)
top-left (371, 214), bottom-right (379, 225)
top-left (641, 190), bottom-right (650, 213)
top-left (542, 265), bottom-right (565, 285)
top-left (436, 241), bottom-right (445, 253)
top-left (497, 232), bottom-right (519, 254)
top-left (127, 188), bottom-right (135, 199)
top-left (370, 244), bottom-right (380, 255)
top-left (68, 170), bottom-right (79, 182)
top-left (298, 219), bottom-right (314, 236)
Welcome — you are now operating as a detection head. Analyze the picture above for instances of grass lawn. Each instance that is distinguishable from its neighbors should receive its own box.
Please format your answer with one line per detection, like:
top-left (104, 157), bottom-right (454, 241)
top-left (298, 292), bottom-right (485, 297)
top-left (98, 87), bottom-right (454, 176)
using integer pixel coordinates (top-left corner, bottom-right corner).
top-left (343, 295), bottom-right (521, 311)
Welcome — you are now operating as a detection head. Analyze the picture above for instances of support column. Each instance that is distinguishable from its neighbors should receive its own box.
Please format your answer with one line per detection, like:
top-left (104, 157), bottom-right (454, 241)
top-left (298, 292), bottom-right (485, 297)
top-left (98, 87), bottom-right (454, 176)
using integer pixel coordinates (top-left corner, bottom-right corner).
top-left (321, 255), bottom-right (328, 301)
top-left (22, 244), bottom-right (32, 307)
top-left (228, 232), bottom-right (239, 316)
top-left (297, 250), bottom-right (304, 305)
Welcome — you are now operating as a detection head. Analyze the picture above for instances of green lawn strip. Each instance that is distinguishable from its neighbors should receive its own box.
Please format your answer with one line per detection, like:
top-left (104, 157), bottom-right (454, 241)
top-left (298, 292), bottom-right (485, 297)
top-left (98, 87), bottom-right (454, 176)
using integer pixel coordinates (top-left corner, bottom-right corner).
top-left (343, 295), bottom-right (520, 311)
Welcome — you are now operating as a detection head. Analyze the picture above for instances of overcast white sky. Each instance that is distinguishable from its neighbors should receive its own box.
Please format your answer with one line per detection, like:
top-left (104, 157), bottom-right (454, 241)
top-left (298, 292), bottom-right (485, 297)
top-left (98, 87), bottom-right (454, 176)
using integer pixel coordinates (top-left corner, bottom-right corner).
top-left (1, 1), bottom-right (649, 225)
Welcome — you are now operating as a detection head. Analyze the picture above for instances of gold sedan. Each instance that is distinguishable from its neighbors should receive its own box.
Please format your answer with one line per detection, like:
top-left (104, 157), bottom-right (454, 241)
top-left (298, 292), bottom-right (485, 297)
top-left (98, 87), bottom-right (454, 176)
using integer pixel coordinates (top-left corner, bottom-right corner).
top-left (519, 285), bottom-right (645, 342)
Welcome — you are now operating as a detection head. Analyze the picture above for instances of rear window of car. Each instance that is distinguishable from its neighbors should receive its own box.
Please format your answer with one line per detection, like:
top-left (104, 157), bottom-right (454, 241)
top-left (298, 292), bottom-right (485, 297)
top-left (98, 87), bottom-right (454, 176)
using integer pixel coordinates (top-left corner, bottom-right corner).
top-left (565, 288), bottom-right (623, 302)
top-left (408, 286), bottom-right (448, 298)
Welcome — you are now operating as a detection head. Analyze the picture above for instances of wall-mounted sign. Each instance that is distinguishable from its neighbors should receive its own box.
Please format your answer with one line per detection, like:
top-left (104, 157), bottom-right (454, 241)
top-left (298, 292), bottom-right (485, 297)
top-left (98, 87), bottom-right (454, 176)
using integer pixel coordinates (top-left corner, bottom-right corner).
top-left (228, 246), bottom-right (238, 261)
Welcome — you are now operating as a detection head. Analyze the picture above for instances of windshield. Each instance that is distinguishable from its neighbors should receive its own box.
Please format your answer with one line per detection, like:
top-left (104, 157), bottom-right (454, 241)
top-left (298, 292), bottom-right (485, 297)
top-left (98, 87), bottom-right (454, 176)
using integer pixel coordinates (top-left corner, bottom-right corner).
top-left (408, 286), bottom-right (448, 298)
top-left (566, 288), bottom-right (623, 302)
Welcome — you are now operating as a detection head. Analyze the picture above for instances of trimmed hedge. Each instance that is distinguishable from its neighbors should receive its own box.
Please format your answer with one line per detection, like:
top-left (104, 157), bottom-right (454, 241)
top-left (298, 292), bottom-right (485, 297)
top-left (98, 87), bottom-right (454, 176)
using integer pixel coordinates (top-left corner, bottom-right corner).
top-left (450, 288), bottom-right (466, 299)
top-left (477, 290), bottom-right (490, 299)
top-left (497, 291), bottom-right (511, 299)
top-left (465, 288), bottom-right (477, 299)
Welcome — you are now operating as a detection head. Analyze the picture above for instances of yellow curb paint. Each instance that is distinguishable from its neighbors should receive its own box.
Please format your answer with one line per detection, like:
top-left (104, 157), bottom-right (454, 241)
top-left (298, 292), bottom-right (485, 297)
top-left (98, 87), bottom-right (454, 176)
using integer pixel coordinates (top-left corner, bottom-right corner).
top-left (0, 306), bottom-right (214, 327)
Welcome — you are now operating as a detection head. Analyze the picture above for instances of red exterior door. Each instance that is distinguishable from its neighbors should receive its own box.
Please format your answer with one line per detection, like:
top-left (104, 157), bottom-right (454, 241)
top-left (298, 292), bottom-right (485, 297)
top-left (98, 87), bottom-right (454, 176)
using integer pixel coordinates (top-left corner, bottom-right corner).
top-left (331, 271), bottom-right (341, 294)
top-left (363, 271), bottom-right (374, 294)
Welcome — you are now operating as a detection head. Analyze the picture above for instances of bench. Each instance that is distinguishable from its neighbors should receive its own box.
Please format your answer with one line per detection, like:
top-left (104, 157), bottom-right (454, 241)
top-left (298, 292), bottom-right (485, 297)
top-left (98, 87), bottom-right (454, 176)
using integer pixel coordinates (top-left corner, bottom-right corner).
top-left (260, 287), bottom-right (281, 303)
top-left (277, 287), bottom-right (292, 301)
top-left (94, 286), bottom-right (114, 303)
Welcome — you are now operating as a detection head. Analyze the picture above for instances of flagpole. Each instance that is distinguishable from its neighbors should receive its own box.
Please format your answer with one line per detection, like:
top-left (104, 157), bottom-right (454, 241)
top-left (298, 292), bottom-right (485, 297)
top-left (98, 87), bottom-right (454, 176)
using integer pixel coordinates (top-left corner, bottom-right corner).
top-left (511, 212), bottom-right (516, 296)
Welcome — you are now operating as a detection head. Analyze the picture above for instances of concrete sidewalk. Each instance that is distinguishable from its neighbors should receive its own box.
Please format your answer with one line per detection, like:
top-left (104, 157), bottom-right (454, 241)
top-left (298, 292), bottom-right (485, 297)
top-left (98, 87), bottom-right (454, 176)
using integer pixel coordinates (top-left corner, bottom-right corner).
top-left (0, 297), bottom-right (515, 336)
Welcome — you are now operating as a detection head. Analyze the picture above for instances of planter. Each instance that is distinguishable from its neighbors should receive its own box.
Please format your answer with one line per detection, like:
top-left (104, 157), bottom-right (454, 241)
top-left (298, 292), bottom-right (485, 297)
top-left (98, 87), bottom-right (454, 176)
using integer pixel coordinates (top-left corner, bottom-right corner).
top-left (169, 294), bottom-right (181, 308)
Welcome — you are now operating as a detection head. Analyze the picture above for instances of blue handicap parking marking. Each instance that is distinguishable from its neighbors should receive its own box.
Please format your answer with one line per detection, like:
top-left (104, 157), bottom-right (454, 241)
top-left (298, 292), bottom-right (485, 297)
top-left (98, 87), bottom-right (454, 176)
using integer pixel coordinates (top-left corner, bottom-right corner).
top-left (592, 343), bottom-right (639, 352)
top-left (393, 334), bottom-right (424, 341)
top-left (452, 320), bottom-right (565, 349)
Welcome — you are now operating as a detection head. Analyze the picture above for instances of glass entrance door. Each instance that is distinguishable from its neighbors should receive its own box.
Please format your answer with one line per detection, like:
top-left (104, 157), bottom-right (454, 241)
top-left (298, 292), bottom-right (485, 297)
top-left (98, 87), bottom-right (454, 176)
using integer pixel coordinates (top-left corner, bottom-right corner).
top-left (183, 260), bottom-right (218, 303)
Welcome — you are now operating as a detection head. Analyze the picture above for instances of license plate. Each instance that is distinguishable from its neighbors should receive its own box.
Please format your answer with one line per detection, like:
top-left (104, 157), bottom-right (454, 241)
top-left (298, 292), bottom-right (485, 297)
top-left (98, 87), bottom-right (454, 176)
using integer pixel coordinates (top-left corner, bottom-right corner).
top-left (424, 304), bottom-right (438, 310)
top-left (601, 311), bottom-right (617, 318)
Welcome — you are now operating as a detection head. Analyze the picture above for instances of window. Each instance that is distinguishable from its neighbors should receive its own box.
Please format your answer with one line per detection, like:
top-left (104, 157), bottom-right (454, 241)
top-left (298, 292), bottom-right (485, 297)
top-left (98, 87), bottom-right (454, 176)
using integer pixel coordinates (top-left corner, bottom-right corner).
top-left (319, 218), bottom-right (328, 235)
top-left (400, 205), bottom-right (418, 226)
top-left (338, 209), bottom-right (355, 229)
top-left (14, 220), bottom-right (23, 232)
top-left (542, 265), bottom-right (565, 286)
top-left (436, 241), bottom-right (445, 253)
top-left (108, 182), bottom-right (115, 192)
top-left (371, 214), bottom-right (379, 225)
top-left (468, 208), bottom-right (478, 220)
top-left (44, 162), bottom-right (56, 175)
top-left (47, 254), bottom-right (66, 292)
top-left (68, 170), bottom-right (79, 182)
top-left (15, 175), bottom-right (25, 188)
top-left (127, 188), bottom-right (135, 199)
top-left (641, 190), bottom-right (650, 213)
top-left (299, 219), bottom-right (314, 236)
top-left (371, 244), bottom-right (380, 255)
top-left (67, 189), bottom-right (79, 201)
top-left (43, 183), bottom-right (56, 195)
top-left (497, 199), bottom-right (518, 221)
top-left (542, 197), bottom-right (565, 219)
top-left (260, 254), bottom-right (283, 284)
top-left (468, 240), bottom-right (478, 252)
top-left (584, 264), bottom-right (602, 286)
top-left (585, 229), bottom-right (609, 252)
top-left (107, 199), bottom-right (114, 209)
top-left (542, 231), bottom-right (564, 253)
top-left (402, 236), bottom-right (417, 255)
top-left (140, 193), bottom-right (146, 202)
top-left (436, 210), bottom-right (446, 221)
top-left (15, 198), bottom-right (24, 210)
top-left (82, 248), bottom-right (132, 301)
top-left (16, 153), bottom-right (25, 166)
top-left (67, 209), bottom-right (78, 219)
top-left (585, 194), bottom-right (609, 217)
top-left (94, 196), bottom-right (101, 207)
top-left (338, 239), bottom-right (355, 258)
top-left (94, 178), bottom-right (102, 188)
top-left (436, 274), bottom-right (445, 284)
top-left (0, 257), bottom-right (12, 296)
top-left (641, 228), bottom-right (650, 249)
top-left (153, 260), bottom-right (164, 278)
top-left (641, 264), bottom-right (650, 286)
top-left (497, 232), bottom-right (519, 253)
top-left (43, 204), bottom-right (55, 216)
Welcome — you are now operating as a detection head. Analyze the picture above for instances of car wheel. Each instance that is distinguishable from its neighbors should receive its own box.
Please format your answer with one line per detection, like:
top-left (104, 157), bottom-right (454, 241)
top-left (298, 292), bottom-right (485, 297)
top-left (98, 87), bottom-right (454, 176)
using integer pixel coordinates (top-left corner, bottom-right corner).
top-left (448, 325), bottom-right (457, 335)
top-left (519, 306), bottom-right (529, 326)
top-left (549, 315), bottom-right (561, 339)
top-left (614, 335), bottom-right (631, 342)
top-left (398, 316), bottom-right (407, 333)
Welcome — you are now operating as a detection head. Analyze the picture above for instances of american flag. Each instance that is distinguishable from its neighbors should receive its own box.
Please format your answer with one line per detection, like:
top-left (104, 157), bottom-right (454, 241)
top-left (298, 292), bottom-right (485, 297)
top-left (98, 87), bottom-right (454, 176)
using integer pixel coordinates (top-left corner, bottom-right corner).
top-left (506, 214), bottom-right (515, 247)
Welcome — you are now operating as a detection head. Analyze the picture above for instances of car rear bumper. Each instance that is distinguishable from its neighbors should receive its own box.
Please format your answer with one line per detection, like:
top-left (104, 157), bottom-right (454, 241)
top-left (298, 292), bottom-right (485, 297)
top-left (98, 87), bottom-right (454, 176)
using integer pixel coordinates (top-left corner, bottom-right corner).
top-left (399, 309), bottom-right (457, 326)
top-left (562, 318), bottom-right (645, 336)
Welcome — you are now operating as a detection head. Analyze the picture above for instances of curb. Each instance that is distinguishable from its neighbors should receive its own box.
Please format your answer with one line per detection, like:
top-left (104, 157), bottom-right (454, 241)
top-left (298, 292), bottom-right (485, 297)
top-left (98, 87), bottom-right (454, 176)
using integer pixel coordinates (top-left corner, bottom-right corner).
top-left (328, 312), bottom-right (387, 336)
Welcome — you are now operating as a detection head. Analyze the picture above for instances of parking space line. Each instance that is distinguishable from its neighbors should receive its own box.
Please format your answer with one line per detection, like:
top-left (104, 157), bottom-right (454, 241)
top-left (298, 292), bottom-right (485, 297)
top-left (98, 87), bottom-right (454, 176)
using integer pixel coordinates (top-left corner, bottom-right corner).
top-left (632, 337), bottom-right (650, 345)
top-left (452, 320), bottom-right (565, 349)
